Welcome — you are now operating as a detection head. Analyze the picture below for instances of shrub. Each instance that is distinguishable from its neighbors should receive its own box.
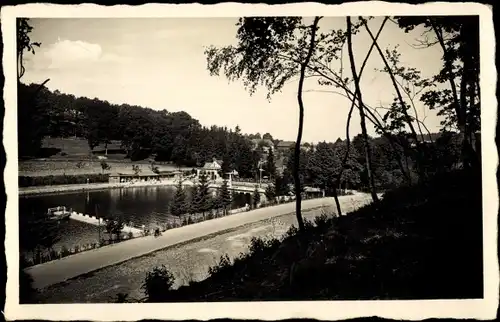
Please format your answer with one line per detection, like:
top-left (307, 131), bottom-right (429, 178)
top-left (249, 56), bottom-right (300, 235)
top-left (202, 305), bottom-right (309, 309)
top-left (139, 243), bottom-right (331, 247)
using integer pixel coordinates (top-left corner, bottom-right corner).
top-left (20, 254), bottom-right (32, 269)
top-left (19, 173), bottom-right (109, 187)
top-left (248, 236), bottom-right (280, 256)
top-left (48, 248), bottom-right (59, 260)
top-left (208, 254), bottom-right (232, 277)
top-left (285, 225), bottom-right (299, 238)
top-left (114, 292), bottom-right (130, 303)
top-left (142, 265), bottom-right (176, 302)
top-left (60, 245), bottom-right (70, 257)
top-left (314, 213), bottom-right (330, 229)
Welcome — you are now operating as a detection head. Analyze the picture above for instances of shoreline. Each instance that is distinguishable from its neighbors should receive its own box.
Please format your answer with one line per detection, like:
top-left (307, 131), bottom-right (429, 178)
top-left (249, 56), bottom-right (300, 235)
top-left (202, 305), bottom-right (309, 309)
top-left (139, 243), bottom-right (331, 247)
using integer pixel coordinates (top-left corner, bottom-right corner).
top-left (18, 180), bottom-right (268, 197)
top-left (19, 181), bottom-right (180, 197)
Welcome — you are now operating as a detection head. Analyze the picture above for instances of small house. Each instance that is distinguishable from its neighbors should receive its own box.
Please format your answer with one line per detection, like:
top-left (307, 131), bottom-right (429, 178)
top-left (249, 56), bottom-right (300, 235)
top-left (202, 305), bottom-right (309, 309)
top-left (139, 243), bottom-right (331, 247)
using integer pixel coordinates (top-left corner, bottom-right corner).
top-left (276, 140), bottom-right (295, 153)
top-left (197, 158), bottom-right (222, 181)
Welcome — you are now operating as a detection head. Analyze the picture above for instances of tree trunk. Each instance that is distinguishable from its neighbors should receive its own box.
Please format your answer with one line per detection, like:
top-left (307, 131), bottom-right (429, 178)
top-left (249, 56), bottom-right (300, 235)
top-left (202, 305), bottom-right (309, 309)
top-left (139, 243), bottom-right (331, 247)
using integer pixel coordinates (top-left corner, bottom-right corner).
top-left (332, 185), bottom-right (342, 216)
top-left (430, 20), bottom-right (479, 170)
top-left (346, 17), bottom-right (379, 204)
top-left (293, 16), bottom-right (321, 232)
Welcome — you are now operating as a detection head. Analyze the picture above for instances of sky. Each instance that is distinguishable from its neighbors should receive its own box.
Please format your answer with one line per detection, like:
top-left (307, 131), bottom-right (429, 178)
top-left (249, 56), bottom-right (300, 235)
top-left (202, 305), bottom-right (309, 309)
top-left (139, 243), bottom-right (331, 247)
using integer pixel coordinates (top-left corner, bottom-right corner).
top-left (22, 17), bottom-right (446, 143)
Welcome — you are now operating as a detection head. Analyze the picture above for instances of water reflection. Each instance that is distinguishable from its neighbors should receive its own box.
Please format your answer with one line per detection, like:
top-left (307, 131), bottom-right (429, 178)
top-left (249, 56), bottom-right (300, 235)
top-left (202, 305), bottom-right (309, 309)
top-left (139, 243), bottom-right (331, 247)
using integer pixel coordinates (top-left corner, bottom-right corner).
top-left (19, 186), bottom-right (248, 227)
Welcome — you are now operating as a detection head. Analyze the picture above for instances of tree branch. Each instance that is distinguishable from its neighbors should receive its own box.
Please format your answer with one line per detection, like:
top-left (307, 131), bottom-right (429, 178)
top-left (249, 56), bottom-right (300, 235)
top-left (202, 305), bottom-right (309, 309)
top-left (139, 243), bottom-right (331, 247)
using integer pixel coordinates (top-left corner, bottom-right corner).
top-left (429, 19), bottom-right (463, 131)
top-left (363, 18), bottom-right (421, 146)
top-left (346, 16), bottom-right (379, 203)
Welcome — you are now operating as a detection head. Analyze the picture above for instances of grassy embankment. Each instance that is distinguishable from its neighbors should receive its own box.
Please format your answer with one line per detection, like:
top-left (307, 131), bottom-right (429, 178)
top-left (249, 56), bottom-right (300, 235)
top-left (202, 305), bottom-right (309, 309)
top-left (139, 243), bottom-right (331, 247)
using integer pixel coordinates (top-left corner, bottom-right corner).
top-left (19, 137), bottom-right (188, 178)
top-left (146, 169), bottom-right (483, 301)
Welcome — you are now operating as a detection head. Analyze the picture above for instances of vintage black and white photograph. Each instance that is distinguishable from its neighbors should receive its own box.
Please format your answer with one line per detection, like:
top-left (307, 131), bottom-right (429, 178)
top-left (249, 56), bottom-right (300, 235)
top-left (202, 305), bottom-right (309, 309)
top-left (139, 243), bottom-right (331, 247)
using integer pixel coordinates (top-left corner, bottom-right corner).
top-left (3, 2), bottom-right (497, 321)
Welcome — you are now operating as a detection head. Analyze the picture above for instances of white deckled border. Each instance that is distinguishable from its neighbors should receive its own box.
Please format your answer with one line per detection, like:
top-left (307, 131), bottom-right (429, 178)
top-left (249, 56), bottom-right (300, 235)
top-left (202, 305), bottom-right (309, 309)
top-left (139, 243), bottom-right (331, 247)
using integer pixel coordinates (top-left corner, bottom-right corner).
top-left (2, 2), bottom-right (498, 321)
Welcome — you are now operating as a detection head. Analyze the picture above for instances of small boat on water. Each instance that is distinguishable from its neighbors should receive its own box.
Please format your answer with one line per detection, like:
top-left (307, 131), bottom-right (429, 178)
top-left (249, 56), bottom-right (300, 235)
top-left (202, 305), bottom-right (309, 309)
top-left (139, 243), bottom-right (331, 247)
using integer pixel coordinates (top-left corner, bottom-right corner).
top-left (47, 206), bottom-right (72, 221)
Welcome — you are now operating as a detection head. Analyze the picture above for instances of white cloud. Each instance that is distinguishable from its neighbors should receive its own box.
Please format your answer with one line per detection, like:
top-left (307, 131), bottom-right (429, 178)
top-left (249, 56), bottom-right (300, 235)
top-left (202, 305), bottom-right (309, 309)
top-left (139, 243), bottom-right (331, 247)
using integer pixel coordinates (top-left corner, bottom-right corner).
top-left (44, 39), bottom-right (102, 69)
top-left (34, 39), bottom-right (131, 71)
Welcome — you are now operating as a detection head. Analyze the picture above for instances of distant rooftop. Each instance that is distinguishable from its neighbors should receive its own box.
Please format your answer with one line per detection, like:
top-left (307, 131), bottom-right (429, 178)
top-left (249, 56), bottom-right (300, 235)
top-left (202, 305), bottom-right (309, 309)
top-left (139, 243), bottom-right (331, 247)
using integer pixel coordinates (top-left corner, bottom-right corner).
top-left (252, 138), bottom-right (274, 146)
top-left (202, 160), bottom-right (222, 170)
top-left (109, 169), bottom-right (181, 177)
top-left (277, 141), bottom-right (295, 148)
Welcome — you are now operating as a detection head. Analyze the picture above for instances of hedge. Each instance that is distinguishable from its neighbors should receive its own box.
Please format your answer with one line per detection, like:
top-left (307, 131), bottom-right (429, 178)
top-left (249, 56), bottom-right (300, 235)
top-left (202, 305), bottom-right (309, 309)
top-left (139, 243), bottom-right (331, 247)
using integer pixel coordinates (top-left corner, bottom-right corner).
top-left (19, 173), bottom-right (110, 187)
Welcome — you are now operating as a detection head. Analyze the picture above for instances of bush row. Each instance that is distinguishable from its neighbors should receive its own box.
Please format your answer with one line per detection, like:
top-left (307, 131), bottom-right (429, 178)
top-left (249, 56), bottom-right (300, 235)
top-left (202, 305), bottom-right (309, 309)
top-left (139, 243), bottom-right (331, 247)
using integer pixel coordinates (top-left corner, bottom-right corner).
top-left (19, 173), bottom-right (110, 187)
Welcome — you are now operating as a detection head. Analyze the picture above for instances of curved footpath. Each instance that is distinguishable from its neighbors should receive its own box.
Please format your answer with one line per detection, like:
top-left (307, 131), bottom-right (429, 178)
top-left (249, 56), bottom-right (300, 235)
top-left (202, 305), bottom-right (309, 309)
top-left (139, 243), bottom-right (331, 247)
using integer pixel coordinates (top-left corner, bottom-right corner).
top-left (26, 196), bottom-right (359, 290)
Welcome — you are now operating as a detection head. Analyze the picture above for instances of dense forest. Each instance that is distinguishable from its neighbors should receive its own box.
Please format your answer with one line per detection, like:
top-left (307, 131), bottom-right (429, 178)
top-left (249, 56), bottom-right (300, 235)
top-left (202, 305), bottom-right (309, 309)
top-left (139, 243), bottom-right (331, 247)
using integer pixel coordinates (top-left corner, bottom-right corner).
top-left (18, 81), bottom-right (464, 190)
top-left (18, 81), bottom-right (464, 192)
top-left (18, 83), bottom-right (261, 175)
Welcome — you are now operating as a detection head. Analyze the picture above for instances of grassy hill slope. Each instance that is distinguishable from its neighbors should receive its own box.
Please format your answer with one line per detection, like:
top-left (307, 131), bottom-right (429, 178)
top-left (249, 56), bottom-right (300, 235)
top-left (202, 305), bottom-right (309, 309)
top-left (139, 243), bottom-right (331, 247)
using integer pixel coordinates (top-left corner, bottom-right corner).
top-left (19, 137), bottom-right (188, 177)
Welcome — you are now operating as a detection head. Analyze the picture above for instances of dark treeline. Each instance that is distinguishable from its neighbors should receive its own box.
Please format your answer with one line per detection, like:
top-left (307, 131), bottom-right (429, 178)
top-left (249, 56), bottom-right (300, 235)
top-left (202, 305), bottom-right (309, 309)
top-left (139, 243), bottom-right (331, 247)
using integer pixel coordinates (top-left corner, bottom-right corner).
top-left (18, 83), bottom-right (261, 178)
top-left (279, 131), bottom-right (463, 195)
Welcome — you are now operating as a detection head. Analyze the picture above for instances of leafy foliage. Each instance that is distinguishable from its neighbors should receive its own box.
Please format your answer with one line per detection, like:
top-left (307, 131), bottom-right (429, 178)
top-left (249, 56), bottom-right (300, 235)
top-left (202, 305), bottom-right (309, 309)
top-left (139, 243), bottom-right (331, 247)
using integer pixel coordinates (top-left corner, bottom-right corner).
top-left (264, 183), bottom-right (276, 202)
top-left (105, 217), bottom-right (125, 241)
top-left (142, 265), bottom-right (176, 302)
top-left (170, 181), bottom-right (187, 216)
top-left (17, 18), bottom-right (40, 80)
top-left (393, 16), bottom-right (480, 169)
top-left (18, 84), bottom-right (51, 157)
top-left (252, 187), bottom-right (261, 208)
top-left (218, 179), bottom-right (232, 215)
top-left (205, 17), bottom-right (303, 99)
top-left (132, 165), bottom-right (141, 176)
top-left (192, 174), bottom-right (212, 216)
top-left (100, 160), bottom-right (111, 173)
top-left (264, 149), bottom-right (276, 178)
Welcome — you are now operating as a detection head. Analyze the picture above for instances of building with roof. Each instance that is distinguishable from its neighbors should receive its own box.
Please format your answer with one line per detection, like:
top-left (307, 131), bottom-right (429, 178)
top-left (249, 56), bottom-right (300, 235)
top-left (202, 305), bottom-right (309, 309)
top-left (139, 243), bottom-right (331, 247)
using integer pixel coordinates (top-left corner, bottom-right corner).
top-left (197, 159), bottom-right (223, 181)
top-left (303, 186), bottom-right (325, 199)
top-left (108, 170), bottom-right (182, 184)
top-left (276, 140), bottom-right (295, 152)
top-left (251, 138), bottom-right (275, 155)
